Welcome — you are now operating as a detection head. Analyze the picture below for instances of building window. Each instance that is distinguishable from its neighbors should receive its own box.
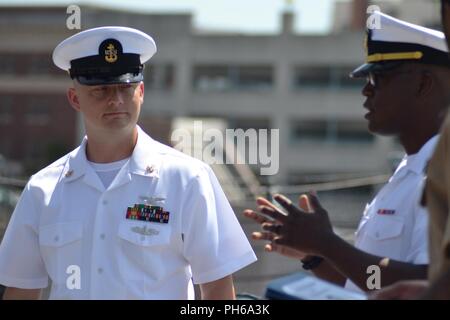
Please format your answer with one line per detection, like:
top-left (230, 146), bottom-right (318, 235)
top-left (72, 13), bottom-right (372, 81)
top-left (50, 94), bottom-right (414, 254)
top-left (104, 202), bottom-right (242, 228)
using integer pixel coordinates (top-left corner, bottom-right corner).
top-left (227, 117), bottom-right (271, 131)
top-left (194, 65), bottom-right (230, 91)
top-left (293, 66), bottom-right (331, 88)
top-left (145, 64), bottom-right (175, 90)
top-left (28, 54), bottom-right (54, 74)
top-left (236, 66), bottom-right (273, 90)
top-left (293, 65), bottom-right (366, 89)
top-left (0, 53), bottom-right (63, 76)
top-left (291, 119), bottom-right (374, 144)
top-left (25, 97), bottom-right (51, 126)
top-left (291, 120), bottom-right (327, 141)
top-left (193, 65), bottom-right (273, 92)
top-left (0, 96), bottom-right (14, 125)
top-left (0, 54), bottom-right (17, 75)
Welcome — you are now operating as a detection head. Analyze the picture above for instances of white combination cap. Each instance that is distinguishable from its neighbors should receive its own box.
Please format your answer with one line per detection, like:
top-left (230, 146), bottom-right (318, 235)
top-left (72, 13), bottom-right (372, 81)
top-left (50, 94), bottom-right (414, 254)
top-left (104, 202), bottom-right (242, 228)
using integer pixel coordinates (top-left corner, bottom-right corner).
top-left (351, 11), bottom-right (450, 78)
top-left (52, 26), bottom-right (157, 85)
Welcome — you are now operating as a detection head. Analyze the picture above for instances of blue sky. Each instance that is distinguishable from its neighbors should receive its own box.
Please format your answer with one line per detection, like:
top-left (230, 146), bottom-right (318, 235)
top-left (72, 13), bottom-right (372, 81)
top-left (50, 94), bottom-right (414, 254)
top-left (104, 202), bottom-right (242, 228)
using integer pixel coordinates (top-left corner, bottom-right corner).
top-left (0, 0), bottom-right (338, 34)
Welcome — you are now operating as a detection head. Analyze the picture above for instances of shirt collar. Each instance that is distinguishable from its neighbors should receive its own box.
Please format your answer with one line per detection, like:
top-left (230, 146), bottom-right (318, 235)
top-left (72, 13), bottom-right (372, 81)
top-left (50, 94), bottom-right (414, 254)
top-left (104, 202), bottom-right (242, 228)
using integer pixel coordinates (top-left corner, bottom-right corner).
top-left (393, 135), bottom-right (440, 176)
top-left (63, 125), bottom-right (161, 183)
top-left (128, 125), bottom-right (161, 178)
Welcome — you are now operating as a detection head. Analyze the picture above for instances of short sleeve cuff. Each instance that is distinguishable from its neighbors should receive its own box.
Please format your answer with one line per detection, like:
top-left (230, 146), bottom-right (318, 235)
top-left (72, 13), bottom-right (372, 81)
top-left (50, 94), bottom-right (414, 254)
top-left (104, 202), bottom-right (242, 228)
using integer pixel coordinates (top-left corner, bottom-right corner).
top-left (191, 251), bottom-right (257, 285)
top-left (0, 274), bottom-right (48, 289)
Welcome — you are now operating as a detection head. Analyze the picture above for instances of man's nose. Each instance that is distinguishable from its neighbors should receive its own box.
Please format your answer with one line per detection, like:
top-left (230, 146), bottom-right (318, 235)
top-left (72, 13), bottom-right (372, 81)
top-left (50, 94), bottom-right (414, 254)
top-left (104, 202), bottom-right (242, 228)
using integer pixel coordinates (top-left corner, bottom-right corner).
top-left (108, 86), bottom-right (124, 104)
top-left (362, 81), bottom-right (374, 97)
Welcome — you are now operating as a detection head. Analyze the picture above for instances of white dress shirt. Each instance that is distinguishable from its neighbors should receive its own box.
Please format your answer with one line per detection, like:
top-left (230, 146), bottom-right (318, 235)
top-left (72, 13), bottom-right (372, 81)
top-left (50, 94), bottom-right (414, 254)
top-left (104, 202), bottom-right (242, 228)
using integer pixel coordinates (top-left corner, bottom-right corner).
top-left (345, 136), bottom-right (438, 291)
top-left (0, 126), bottom-right (257, 299)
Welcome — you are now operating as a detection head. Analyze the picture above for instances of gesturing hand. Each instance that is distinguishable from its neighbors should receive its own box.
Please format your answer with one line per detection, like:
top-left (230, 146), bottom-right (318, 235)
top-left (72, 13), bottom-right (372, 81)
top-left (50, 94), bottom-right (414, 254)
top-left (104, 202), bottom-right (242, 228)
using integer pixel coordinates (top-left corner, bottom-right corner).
top-left (256, 193), bottom-right (335, 256)
top-left (244, 195), bottom-right (312, 259)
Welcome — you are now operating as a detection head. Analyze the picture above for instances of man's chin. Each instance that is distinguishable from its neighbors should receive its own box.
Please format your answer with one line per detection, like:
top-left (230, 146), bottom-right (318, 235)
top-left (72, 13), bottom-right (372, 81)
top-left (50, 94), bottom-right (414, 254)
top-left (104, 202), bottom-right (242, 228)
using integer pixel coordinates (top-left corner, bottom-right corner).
top-left (367, 121), bottom-right (382, 135)
top-left (367, 124), bottom-right (395, 136)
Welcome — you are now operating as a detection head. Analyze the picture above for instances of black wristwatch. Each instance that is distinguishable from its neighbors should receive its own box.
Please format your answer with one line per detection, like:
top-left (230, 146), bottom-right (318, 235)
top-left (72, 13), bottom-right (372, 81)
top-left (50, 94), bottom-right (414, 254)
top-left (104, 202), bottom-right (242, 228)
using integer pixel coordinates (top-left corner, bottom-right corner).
top-left (301, 256), bottom-right (324, 270)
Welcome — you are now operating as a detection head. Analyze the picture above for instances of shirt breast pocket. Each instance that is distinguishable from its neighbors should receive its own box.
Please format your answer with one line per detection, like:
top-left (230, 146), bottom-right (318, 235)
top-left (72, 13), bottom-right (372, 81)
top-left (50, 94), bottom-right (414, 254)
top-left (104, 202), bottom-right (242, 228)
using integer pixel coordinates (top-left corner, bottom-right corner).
top-left (363, 216), bottom-right (406, 259)
top-left (117, 220), bottom-right (171, 247)
top-left (367, 216), bottom-right (405, 241)
top-left (39, 222), bottom-right (83, 283)
top-left (117, 221), bottom-right (172, 284)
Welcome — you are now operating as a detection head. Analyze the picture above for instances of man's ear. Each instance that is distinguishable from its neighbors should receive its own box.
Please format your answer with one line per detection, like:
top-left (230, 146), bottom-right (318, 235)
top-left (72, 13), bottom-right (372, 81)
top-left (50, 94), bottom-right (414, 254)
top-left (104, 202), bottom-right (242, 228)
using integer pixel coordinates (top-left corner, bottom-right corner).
top-left (139, 81), bottom-right (144, 103)
top-left (67, 87), bottom-right (81, 112)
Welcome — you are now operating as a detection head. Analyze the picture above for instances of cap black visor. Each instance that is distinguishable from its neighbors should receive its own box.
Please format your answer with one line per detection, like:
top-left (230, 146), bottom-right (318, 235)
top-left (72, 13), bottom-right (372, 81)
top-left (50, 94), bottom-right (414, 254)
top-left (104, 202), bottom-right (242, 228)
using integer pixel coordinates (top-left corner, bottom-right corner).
top-left (75, 72), bottom-right (143, 86)
top-left (350, 61), bottom-right (404, 78)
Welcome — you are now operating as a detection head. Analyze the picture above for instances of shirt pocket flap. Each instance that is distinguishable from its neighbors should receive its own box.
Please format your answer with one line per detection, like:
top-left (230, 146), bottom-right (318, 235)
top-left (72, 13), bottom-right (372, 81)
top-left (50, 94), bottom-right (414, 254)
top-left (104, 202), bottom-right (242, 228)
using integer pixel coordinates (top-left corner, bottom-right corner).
top-left (39, 222), bottom-right (83, 247)
top-left (118, 221), bottom-right (170, 247)
top-left (367, 217), bottom-right (405, 241)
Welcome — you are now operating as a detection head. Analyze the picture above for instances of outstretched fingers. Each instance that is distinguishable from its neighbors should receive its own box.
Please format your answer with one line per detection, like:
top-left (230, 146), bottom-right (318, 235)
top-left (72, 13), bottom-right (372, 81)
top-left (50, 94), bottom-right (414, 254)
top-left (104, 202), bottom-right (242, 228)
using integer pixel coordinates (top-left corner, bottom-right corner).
top-left (261, 222), bottom-right (283, 234)
top-left (273, 194), bottom-right (302, 216)
top-left (299, 194), bottom-right (312, 213)
top-left (256, 197), bottom-right (277, 209)
top-left (252, 231), bottom-right (276, 241)
top-left (243, 209), bottom-right (271, 225)
top-left (257, 204), bottom-right (288, 224)
top-left (307, 192), bottom-right (325, 213)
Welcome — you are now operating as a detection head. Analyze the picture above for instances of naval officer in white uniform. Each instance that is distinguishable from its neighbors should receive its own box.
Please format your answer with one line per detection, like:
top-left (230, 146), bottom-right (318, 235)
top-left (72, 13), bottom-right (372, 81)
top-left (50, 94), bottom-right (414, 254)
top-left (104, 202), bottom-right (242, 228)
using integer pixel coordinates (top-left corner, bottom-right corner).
top-left (245, 11), bottom-right (450, 293)
top-left (0, 26), bottom-right (257, 300)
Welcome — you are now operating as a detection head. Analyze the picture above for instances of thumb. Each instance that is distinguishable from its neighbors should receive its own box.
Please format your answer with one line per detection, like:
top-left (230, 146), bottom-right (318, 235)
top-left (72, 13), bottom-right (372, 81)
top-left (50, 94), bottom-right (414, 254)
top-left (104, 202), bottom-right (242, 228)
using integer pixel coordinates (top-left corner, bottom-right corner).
top-left (298, 194), bottom-right (312, 213)
top-left (307, 192), bottom-right (324, 213)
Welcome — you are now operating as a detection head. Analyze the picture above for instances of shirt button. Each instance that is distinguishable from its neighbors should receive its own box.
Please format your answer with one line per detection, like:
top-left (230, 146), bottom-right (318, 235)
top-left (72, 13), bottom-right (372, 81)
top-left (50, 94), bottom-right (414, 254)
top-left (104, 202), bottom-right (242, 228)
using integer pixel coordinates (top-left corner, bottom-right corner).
top-left (100, 234), bottom-right (106, 240)
top-left (98, 268), bottom-right (103, 274)
top-left (54, 236), bottom-right (59, 242)
top-left (102, 200), bottom-right (108, 205)
top-left (140, 236), bottom-right (145, 241)
top-left (375, 231), bottom-right (380, 238)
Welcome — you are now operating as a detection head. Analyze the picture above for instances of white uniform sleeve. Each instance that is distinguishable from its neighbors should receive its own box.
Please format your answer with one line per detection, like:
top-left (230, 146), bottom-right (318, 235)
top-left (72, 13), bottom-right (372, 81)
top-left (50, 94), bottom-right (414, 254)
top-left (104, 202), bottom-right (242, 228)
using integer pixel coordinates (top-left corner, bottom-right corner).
top-left (0, 182), bottom-right (48, 288)
top-left (406, 185), bottom-right (429, 264)
top-left (180, 165), bottom-right (257, 284)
